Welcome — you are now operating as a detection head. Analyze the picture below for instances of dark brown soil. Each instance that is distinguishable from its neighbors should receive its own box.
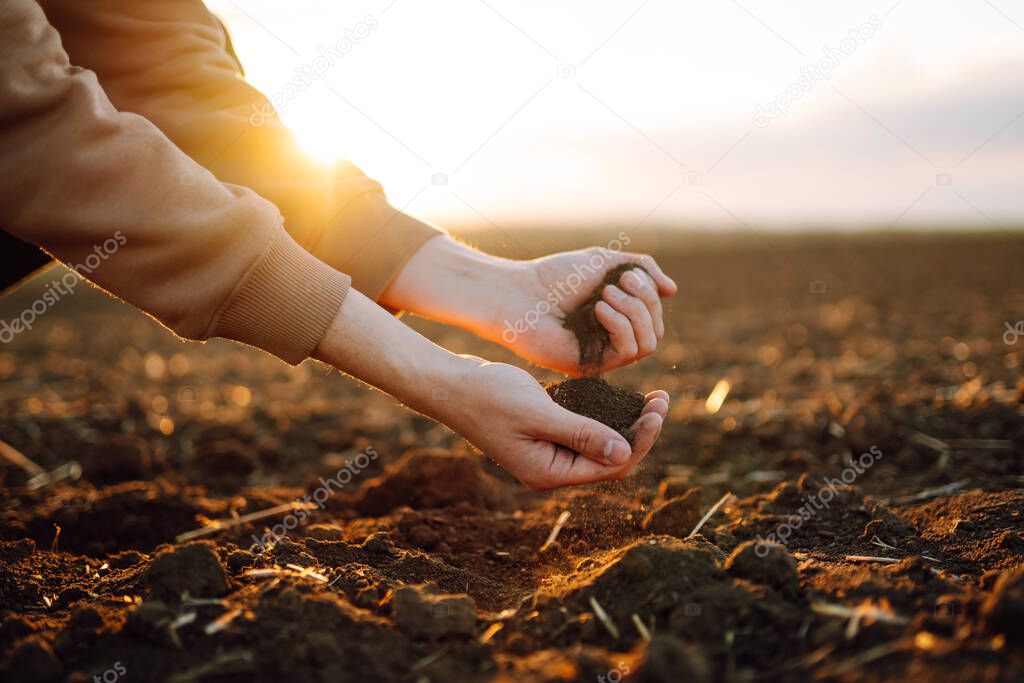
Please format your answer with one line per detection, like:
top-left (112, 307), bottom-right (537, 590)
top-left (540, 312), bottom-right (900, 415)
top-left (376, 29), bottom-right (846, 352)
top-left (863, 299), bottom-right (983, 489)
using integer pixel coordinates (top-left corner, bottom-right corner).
top-left (562, 263), bottom-right (651, 373)
top-left (1, 232), bottom-right (1023, 682)
top-left (546, 376), bottom-right (645, 438)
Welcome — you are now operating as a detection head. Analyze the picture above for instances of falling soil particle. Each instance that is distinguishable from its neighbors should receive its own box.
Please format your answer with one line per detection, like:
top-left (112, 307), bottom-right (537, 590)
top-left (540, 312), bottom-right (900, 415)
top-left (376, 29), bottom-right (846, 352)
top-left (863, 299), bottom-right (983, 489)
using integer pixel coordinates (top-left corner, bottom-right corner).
top-left (562, 263), bottom-right (651, 373)
top-left (546, 377), bottom-right (644, 438)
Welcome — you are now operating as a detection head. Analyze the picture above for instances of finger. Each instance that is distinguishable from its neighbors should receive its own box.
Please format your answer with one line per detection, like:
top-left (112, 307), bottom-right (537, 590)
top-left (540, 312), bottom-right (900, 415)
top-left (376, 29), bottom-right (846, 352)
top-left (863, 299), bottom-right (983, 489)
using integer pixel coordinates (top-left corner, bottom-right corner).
top-left (532, 413), bottom-right (662, 489)
top-left (594, 300), bottom-right (638, 363)
top-left (602, 285), bottom-right (657, 357)
top-left (628, 412), bottom-right (663, 460)
top-left (645, 389), bottom-right (670, 404)
top-left (533, 445), bottom-right (631, 489)
top-left (564, 412), bottom-right (662, 485)
top-left (537, 404), bottom-right (632, 467)
top-left (619, 268), bottom-right (664, 338)
top-left (642, 397), bottom-right (668, 418)
top-left (623, 254), bottom-right (677, 296)
top-left (643, 390), bottom-right (670, 418)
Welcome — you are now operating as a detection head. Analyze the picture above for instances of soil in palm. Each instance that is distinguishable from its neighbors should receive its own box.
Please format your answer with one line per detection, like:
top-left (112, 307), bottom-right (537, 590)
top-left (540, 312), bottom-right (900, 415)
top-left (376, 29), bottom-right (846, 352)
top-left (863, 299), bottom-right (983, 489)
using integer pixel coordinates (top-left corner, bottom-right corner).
top-left (546, 376), bottom-right (644, 438)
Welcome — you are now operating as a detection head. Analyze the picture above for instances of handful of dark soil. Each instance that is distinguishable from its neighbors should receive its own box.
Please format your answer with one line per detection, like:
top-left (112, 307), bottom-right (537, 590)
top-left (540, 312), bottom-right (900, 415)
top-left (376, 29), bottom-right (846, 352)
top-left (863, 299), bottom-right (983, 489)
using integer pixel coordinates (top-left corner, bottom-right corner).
top-left (562, 263), bottom-right (651, 372)
top-left (546, 377), bottom-right (644, 438)
top-left (549, 263), bottom-right (651, 440)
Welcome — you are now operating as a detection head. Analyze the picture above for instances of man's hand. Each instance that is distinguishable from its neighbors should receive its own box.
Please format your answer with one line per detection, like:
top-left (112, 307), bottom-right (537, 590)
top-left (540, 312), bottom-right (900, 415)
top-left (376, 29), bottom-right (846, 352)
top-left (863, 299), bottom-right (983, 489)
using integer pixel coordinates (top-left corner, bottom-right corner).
top-left (493, 248), bottom-right (677, 375)
top-left (437, 361), bottom-right (668, 490)
top-left (381, 237), bottom-right (677, 375)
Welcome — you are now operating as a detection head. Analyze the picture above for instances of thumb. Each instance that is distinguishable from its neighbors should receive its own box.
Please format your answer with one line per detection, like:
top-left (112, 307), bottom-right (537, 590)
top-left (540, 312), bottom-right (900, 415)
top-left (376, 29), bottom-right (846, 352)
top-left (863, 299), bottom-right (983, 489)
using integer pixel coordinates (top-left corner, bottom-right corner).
top-left (538, 406), bottom-right (632, 466)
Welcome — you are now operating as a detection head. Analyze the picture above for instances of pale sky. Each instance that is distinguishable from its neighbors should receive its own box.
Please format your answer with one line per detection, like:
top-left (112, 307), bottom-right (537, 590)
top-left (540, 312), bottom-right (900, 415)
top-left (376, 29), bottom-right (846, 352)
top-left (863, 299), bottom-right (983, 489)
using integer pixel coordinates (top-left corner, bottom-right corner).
top-left (206, 0), bottom-right (1024, 230)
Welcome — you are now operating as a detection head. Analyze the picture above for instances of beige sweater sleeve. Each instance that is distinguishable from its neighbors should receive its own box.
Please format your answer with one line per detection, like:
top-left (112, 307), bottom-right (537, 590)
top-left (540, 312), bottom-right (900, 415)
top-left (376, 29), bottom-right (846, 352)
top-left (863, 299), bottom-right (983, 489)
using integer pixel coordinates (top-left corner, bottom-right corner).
top-left (41, 0), bottom-right (445, 302)
top-left (0, 0), bottom-right (349, 364)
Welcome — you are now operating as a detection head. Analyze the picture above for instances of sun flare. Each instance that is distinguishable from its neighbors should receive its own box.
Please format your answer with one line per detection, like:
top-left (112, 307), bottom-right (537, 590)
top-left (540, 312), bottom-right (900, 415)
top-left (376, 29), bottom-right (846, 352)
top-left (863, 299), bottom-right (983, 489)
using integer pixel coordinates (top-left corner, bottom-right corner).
top-left (283, 104), bottom-right (348, 164)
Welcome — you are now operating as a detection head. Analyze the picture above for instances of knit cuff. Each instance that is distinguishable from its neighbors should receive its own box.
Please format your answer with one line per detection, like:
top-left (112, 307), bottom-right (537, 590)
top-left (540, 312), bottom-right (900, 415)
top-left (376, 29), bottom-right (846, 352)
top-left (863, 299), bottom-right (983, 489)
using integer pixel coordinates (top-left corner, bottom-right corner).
top-left (209, 228), bottom-right (349, 364)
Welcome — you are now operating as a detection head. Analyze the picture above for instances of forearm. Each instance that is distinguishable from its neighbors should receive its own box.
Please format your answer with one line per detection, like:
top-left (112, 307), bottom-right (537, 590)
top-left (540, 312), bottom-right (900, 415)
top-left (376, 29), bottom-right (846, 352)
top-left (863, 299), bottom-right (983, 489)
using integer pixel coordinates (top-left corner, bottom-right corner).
top-left (312, 288), bottom-right (479, 420)
top-left (379, 235), bottom-right (519, 337)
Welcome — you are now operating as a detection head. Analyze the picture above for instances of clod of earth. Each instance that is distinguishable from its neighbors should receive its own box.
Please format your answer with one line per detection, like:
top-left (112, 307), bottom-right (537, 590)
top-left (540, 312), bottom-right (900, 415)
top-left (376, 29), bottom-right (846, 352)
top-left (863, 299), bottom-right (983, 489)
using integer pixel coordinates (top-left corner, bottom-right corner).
top-left (642, 487), bottom-right (703, 535)
top-left (5, 639), bottom-right (60, 683)
top-left (357, 449), bottom-right (508, 516)
top-left (982, 567), bottom-right (1024, 641)
top-left (125, 600), bottom-right (180, 645)
top-left (546, 377), bottom-right (644, 439)
top-left (633, 634), bottom-right (712, 683)
top-left (143, 541), bottom-right (229, 601)
top-left (389, 584), bottom-right (477, 638)
top-left (84, 434), bottom-right (153, 485)
top-left (724, 540), bottom-right (801, 598)
top-left (562, 263), bottom-right (652, 373)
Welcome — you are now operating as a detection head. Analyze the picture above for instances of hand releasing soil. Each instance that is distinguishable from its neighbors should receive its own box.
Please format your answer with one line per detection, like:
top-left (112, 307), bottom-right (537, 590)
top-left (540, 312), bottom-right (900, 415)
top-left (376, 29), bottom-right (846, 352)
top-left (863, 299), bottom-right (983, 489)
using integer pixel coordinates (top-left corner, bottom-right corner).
top-left (561, 263), bottom-right (651, 373)
top-left (545, 376), bottom-right (644, 438)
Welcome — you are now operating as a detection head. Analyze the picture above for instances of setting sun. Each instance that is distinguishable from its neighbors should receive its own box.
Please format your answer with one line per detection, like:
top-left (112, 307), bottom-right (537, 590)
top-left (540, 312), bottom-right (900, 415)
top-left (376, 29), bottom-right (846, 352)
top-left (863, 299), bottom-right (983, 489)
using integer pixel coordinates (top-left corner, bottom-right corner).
top-left (284, 96), bottom-right (350, 163)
